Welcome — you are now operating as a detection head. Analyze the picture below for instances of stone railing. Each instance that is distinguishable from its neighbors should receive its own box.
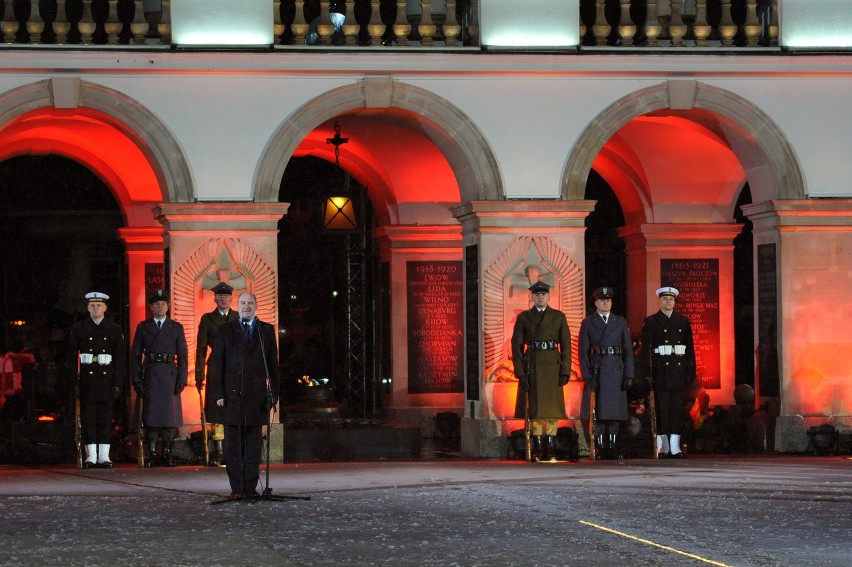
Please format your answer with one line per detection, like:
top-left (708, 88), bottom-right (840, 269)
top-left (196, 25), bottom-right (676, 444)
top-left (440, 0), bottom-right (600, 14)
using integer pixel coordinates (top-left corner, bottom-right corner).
top-left (0, 0), bottom-right (779, 50)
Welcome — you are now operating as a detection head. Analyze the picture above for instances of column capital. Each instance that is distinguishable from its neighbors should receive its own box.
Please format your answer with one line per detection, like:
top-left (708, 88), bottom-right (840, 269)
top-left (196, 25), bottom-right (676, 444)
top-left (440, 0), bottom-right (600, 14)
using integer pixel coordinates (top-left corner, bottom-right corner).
top-left (451, 200), bottom-right (595, 235)
top-left (619, 223), bottom-right (742, 250)
top-left (153, 202), bottom-right (290, 232)
top-left (742, 199), bottom-right (852, 232)
top-left (373, 224), bottom-right (462, 252)
top-left (117, 226), bottom-right (163, 251)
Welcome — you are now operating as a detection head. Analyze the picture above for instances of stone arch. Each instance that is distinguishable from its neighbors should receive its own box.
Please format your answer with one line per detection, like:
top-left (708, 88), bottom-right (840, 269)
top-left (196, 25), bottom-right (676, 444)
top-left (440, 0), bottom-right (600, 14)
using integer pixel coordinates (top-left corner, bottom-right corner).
top-left (255, 78), bottom-right (503, 204)
top-left (0, 78), bottom-right (194, 203)
top-left (562, 81), bottom-right (806, 203)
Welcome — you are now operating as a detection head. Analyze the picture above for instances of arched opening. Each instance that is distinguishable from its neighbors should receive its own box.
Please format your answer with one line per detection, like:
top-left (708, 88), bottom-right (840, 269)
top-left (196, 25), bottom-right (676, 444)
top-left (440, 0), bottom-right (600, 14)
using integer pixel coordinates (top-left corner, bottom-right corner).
top-left (0, 154), bottom-right (126, 463)
top-left (277, 156), bottom-right (378, 418)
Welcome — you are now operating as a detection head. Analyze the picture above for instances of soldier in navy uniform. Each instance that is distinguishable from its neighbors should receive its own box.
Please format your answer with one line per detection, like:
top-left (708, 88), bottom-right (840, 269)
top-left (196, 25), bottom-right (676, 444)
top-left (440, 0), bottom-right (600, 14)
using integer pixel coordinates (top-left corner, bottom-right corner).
top-left (195, 281), bottom-right (238, 466)
top-left (130, 289), bottom-right (188, 467)
top-left (641, 286), bottom-right (696, 459)
top-left (67, 292), bottom-right (127, 468)
top-left (579, 287), bottom-right (634, 459)
top-left (511, 281), bottom-right (572, 462)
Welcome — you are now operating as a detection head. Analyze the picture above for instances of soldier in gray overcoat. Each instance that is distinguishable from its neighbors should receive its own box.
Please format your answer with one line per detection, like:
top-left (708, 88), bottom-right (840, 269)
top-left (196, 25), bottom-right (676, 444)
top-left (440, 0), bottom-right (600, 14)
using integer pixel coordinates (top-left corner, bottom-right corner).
top-left (579, 287), bottom-right (634, 459)
top-left (511, 280), bottom-right (572, 462)
top-left (130, 289), bottom-right (188, 467)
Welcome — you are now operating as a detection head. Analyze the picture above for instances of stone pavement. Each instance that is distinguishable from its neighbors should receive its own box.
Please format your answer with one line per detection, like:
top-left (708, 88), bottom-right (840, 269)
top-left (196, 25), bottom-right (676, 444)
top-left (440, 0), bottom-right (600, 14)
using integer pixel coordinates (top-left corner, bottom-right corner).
top-left (1, 455), bottom-right (850, 566)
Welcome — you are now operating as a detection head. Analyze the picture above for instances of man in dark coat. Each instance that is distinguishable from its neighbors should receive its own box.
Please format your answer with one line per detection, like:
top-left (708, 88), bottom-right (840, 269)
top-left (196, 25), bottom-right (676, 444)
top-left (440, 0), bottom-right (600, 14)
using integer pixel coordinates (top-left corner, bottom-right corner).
top-left (130, 289), bottom-right (188, 467)
top-left (195, 281), bottom-right (238, 466)
top-left (641, 286), bottom-right (696, 459)
top-left (511, 280), bottom-right (572, 462)
top-left (579, 286), bottom-right (634, 459)
top-left (67, 292), bottom-right (127, 469)
top-left (208, 292), bottom-right (280, 499)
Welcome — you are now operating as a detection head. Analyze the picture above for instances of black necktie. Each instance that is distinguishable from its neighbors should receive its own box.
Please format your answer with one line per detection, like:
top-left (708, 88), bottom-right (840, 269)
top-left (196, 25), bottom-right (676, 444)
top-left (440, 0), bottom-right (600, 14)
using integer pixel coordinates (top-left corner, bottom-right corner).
top-left (157, 320), bottom-right (162, 329)
top-left (602, 315), bottom-right (608, 324)
top-left (243, 319), bottom-right (252, 340)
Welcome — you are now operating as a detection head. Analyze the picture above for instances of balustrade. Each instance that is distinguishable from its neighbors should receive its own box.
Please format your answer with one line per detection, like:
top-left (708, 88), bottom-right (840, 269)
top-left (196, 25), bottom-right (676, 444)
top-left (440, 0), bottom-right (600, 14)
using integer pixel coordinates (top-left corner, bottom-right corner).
top-left (0, 0), bottom-right (782, 50)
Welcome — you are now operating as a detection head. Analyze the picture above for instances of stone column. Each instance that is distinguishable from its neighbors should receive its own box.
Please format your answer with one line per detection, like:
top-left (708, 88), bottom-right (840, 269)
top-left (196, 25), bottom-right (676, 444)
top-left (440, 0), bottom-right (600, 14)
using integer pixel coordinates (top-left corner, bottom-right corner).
top-left (153, 203), bottom-right (289, 440)
top-left (619, 223), bottom-right (741, 408)
top-left (743, 200), bottom-right (852, 453)
top-left (373, 224), bottom-right (464, 434)
top-left (118, 226), bottom-right (165, 342)
top-left (451, 201), bottom-right (595, 458)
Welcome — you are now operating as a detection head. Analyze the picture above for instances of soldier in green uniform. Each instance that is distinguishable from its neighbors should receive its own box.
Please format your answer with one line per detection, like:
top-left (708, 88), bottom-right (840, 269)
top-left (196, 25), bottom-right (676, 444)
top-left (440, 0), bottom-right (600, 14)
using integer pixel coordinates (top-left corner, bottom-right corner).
top-left (511, 281), bottom-right (572, 462)
top-left (67, 292), bottom-right (127, 469)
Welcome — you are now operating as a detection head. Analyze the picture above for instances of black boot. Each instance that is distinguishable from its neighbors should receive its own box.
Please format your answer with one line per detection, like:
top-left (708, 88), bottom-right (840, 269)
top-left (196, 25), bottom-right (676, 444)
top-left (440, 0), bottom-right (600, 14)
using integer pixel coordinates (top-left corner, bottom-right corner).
top-left (546, 436), bottom-right (558, 461)
top-left (209, 440), bottom-right (225, 467)
top-left (145, 441), bottom-right (158, 468)
top-left (538, 436), bottom-right (553, 462)
top-left (531, 436), bottom-right (542, 462)
top-left (162, 442), bottom-right (177, 467)
top-left (608, 434), bottom-right (622, 460)
top-left (594, 435), bottom-right (605, 460)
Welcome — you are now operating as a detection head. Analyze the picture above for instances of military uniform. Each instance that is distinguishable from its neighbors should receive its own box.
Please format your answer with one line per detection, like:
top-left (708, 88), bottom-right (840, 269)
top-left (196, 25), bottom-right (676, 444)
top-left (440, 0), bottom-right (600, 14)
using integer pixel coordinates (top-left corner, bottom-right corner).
top-left (195, 282), bottom-right (238, 464)
top-left (641, 286), bottom-right (696, 458)
top-left (511, 281), bottom-right (572, 461)
top-left (67, 292), bottom-right (127, 468)
top-left (130, 290), bottom-right (188, 466)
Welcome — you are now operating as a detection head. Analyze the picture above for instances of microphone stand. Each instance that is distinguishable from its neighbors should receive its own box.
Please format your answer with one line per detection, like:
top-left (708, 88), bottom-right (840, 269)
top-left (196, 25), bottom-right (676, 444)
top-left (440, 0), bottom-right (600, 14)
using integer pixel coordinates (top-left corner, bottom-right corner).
top-left (212, 317), bottom-right (309, 504)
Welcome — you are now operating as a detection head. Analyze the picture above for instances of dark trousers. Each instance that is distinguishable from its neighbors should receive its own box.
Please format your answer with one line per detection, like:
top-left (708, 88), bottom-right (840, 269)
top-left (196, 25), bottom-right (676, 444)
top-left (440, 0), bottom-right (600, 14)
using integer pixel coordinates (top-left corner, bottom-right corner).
top-left (81, 398), bottom-right (112, 444)
top-left (224, 424), bottom-right (262, 495)
top-left (655, 389), bottom-right (686, 435)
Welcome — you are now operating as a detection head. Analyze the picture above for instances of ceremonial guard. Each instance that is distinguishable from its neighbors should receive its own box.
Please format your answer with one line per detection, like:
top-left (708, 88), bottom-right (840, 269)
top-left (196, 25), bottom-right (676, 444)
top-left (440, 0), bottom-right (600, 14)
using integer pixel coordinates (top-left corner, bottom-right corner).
top-left (67, 292), bottom-right (127, 468)
top-left (641, 286), bottom-right (696, 458)
top-left (579, 287), bottom-right (634, 459)
top-left (195, 282), bottom-right (238, 465)
top-left (130, 289), bottom-right (188, 467)
top-left (511, 281), bottom-right (572, 462)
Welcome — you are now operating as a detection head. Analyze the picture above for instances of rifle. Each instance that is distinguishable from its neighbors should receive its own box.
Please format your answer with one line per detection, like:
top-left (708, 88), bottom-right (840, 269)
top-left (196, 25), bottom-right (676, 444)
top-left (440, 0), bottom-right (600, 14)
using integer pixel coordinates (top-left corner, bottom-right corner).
top-left (198, 385), bottom-right (209, 466)
top-left (74, 369), bottom-right (82, 469)
top-left (588, 360), bottom-right (599, 461)
top-left (137, 352), bottom-right (146, 468)
top-left (649, 388), bottom-right (658, 459)
top-left (524, 389), bottom-right (532, 462)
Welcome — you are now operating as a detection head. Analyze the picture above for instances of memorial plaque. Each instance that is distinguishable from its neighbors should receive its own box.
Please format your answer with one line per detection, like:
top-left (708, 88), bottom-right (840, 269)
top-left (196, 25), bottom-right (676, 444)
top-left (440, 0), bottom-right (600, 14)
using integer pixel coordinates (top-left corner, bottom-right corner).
top-left (407, 261), bottom-right (464, 394)
top-left (660, 259), bottom-right (721, 389)
top-left (757, 244), bottom-right (779, 397)
top-left (465, 245), bottom-right (480, 401)
top-left (145, 263), bottom-right (165, 315)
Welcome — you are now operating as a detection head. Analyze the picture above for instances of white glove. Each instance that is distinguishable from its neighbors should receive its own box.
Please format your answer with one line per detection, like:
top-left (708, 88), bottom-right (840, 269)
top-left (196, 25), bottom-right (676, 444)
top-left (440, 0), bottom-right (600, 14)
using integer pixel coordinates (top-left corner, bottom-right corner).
top-left (674, 345), bottom-right (686, 355)
top-left (79, 353), bottom-right (94, 364)
top-left (97, 354), bottom-right (113, 365)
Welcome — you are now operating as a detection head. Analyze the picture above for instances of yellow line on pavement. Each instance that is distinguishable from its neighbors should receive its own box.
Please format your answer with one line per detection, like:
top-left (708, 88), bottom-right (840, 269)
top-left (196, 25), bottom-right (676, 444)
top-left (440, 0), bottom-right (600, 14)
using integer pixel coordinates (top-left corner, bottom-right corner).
top-left (579, 520), bottom-right (733, 566)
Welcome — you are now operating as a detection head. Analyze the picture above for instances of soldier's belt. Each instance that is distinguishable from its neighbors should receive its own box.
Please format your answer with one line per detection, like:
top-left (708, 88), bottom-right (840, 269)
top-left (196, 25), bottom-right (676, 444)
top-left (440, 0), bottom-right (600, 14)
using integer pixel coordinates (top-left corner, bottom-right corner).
top-left (654, 345), bottom-right (686, 356)
top-left (589, 346), bottom-right (623, 355)
top-left (80, 353), bottom-right (113, 365)
top-left (147, 353), bottom-right (175, 363)
top-left (527, 340), bottom-right (559, 351)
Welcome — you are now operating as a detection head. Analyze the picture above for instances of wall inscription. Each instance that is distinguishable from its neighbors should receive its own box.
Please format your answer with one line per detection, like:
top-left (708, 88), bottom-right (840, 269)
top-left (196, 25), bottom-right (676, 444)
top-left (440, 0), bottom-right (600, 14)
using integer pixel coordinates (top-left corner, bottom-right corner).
top-left (756, 244), bottom-right (779, 397)
top-left (407, 261), bottom-right (464, 394)
top-left (660, 258), bottom-right (721, 389)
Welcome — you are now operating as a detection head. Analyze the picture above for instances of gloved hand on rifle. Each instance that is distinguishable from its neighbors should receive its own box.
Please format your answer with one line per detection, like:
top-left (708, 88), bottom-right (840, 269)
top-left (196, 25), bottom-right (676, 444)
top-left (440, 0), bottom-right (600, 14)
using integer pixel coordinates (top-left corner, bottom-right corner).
top-left (112, 386), bottom-right (122, 403)
top-left (518, 376), bottom-right (530, 391)
top-left (559, 374), bottom-right (570, 386)
top-left (621, 377), bottom-right (635, 391)
top-left (174, 382), bottom-right (185, 395)
top-left (133, 382), bottom-right (144, 396)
